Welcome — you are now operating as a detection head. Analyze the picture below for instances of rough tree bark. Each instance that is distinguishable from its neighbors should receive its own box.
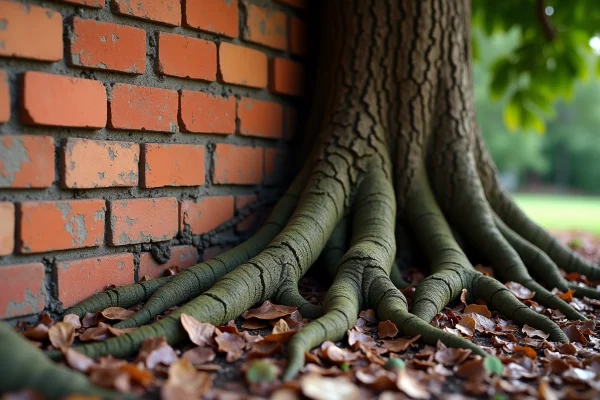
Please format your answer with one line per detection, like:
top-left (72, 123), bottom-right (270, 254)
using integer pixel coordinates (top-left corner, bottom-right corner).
top-left (2, 0), bottom-right (600, 396)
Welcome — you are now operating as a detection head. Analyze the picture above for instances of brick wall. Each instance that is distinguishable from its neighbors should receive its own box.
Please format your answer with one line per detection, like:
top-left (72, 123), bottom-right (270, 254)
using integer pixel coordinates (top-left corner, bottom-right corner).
top-left (0, 0), bottom-right (310, 320)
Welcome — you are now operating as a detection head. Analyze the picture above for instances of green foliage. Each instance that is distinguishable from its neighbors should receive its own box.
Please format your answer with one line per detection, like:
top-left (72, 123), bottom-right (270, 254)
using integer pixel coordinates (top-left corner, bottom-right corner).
top-left (484, 356), bottom-right (504, 376)
top-left (472, 0), bottom-right (600, 132)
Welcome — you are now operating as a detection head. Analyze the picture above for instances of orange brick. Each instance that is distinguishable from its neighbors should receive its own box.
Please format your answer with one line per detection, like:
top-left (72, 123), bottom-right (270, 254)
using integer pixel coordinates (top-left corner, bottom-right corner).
top-left (0, 70), bottom-right (9, 123)
top-left (109, 84), bottom-right (178, 133)
top-left (213, 144), bottom-right (263, 185)
top-left (109, 198), bottom-right (178, 246)
top-left (243, 3), bottom-right (286, 51)
top-left (235, 194), bottom-right (258, 233)
top-left (270, 58), bottom-right (304, 96)
top-left (0, 135), bottom-right (54, 188)
top-left (289, 17), bottom-right (307, 55)
top-left (275, 0), bottom-right (306, 8)
top-left (22, 72), bottom-right (107, 128)
top-left (0, 202), bottom-right (14, 256)
top-left (141, 143), bottom-right (205, 188)
top-left (59, 0), bottom-right (106, 7)
top-left (180, 197), bottom-right (234, 235)
top-left (218, 43), bottom-right (267, 89)
top-left (138, 245), bottom-right (198, 279)
top-left (184, 0), bottom-right (238, 38)
top-left (0, 263), bottom-right (45, 318)
top-left (61, 138), bottom-right (139, 189)
top-left (180, 91), bottom-right (235, 135)
top-left (69, 18), bottom-right (146, 74)
top-left (0, 2), bottom-right (63, 61)
top-left (112, 0), bottom-right (181, 26)
top-left (238, 98), bottom-right (283, 139)
top-left (157, 33), bottom-right (216, 81)
top-left (265, 148), bottom-right (287, 185)
top-left (19, 200), bottom-right (106, 253)
top-left (54, 254), bottom-right (134, 308)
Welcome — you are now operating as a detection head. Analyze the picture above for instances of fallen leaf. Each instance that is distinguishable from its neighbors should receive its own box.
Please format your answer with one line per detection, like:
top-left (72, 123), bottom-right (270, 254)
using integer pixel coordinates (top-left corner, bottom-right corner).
top-left (88, 366), bottom-right (131, 393)
top-left (180, 314), bottom-right (218, 348)
top-left (347, 327), bottom-right (376, 350)
top-left (300, 374), bottom-right (360, 400)
top-left (82, 312), bottom-right (103, 328)
top-left (215, 332), bottom-right (246, 362)
top-left (63, 314), bottom-right (82, 329)
top-left (248, 341), bottom-right (283, 359)
top-left (506, 282), bottom-right (536, 300)
top-left (101, 307), bottom-right (135, 321)
top-left (377, 321), bottom-right (398, 339)
top-left (119, 364), bottom-right (154, 388)
top-left (355, 367), bottom-right (397, 391)
top-left (562, 324), bottom-right (587, 345)
top-left (456, 358), bottom-right (487, 380)
top-left (562, 367), bottom-right (596, 383)
top-left (161, 359), bottom-right (213, 400)
top-left (40, 313), bottom-right (54, 326)
top-left (456, 316), bottom-right (475, 337)
top-left (272, 319), bottom-right (291, 335)
top-left (460, 289), bottom-right (468, 305)
top-left (242, 301), bottom-right (297, 320)
top-left (79, 323), bottom-right (110, 342)
top-left (63, 348), bottom-right (95, 372)
top-left (522, 324), bottom-right (550, 340)
top-left (380, 335), bottom-right (421, 353)
top-left (241, 319), bottom-right (269, 330)
top-left (538, 378), bottom-right (559, 400)
top-left (320, 341), bottom-right (359, 364)
top-left (470, 313), bottom-right (497, 333)
top-left (182, 347), bottom-right (216, 365)
top-left (359, 310), bottom-right (377, 324)
top-left (557, 289), bottom-right (575, 303)
top-left (22, 324), bottom-right (49, 342)
top-left (48, 322), bottom-right (75, 349)
top-left (136, 337), bottom-right (178, 369)
top-left (514, 345), bottom-right (537, 360)
top-left (556, 343), bottom-right (578, 355)
top-left (107, 326), bottom-right (138, 337)
top-left (396, 370), bottom-right (430, 399)
top-left (463, 304), bottom-right (492, 318)
top-left (434, 342), bottom-right (471, 366)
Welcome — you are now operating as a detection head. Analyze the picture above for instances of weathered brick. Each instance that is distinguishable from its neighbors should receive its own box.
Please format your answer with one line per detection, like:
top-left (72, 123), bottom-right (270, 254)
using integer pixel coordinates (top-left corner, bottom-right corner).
top-left (235, 194), bottom-right (258, 233)
top-left (213, 144), bottom-right (263, 185)
top-left (289, 16), bottom-right (307, 55)
top-left (138, 245), bottom-right (198, 279)
top-left (0, 70), bottom-right (9, 123)
top-left (54, 254), bottom-right (134, 308)
top-left (22, 72), bottom-right (107, 128)
top-left (264, 148), bottom-right (287, 185)
top-left (243, 3), bottom-right (286, 51)
top-left (109, 84), bottom-right (178, 133)
top-left (0, 135), bottom-right (54, 188)
top-left (61, 138), bottom-right (139, 189)
top-left (184, 0), bottom-right (238, 38)
top-left (141, 143), bottom-right (205, 188)
top-left (270, 58), bottom-right (304, 96)
top-left (275, 0), bottom-right (306, 8)
top-left (180, 197), bottom-right (234, 235)
top-left (112, 0), bottom-right (181, 26)
top-left (157, 33), bottom-right (216, 81)
top-left (0, 202), bottom-right (15, 256)
top-left (238, 98), bottom-right (283, 139)
top-left (59, 0), bottom-right (106, 8)
top-left (0, 2), bottom-right (63, 61)
top-left (218, 43), bottom-right (267, 89)
top-left (179, 91), bottom-right (235, 135)
top-left (0, 263), bottom-right (45, 318)
top-left (69, 18), bottom-right (146, 74)
top-left (109, 198), bottom-right (178, 246)
top-left (19, 200), bottom-right (106, 253)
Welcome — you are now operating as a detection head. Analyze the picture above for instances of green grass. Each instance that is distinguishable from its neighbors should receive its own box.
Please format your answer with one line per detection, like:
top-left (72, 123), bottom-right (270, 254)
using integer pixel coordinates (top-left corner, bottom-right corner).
top-left (512, 193), bottom-right (600, 235)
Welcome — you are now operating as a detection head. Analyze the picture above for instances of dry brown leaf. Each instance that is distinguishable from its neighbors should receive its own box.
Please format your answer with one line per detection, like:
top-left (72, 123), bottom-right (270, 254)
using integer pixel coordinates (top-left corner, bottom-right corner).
top-left (319, 341), bottom-right (359, 364)
top-left (434, 342), bottom-right (471, 366)
top-left (514, 345), bottom-right (537, 360)
top-left (460, 289), bottom-right (468, 305)
top-left (538, 378), bottom-right (559, 400)
top-left (40, 312), bottom-right (54, 326)
top-left (241, 319), bottom-right (269, 330)
top-left (355, 366), bottom-right (397, 391)
top-left (119, 364), bottom-right (154, 388)
top-left (63, 348), bottom-right (95, 372)
top-left (455, 358), bottom-right (487, 381)
top-left (182, 347), bottom-right (216, 365)
top-left (22, 324), bottom-right (49, 342)
top-left (557, 289), bottom-right (575, 302)
top-left (215, 332), bottom-right (246, 362)
top-left (396, 370), bottom-right (430, 399)
top-left (470, 313), bottom-right (496, 333)
top-left (63, 314), bottom-right (82, 329)
top-left (248, 341), bottom-right (283, 359)
top-left (463, 304), bottom-right (492, 318)
top-left (347, 327), bottom-right (376, 350)
top-left (135, 337), bottom-right (178, 370)
top-left (161, 359), bottom-right (213, 400)
top-left (456, 316), bottom-right (475, 337)
top-left (88, 365), bottom-right (131, 393)
top-left (49, 322), bottom-right (75, 349)
top-left (556, 342), bottom-right (578, 355)
top-left (562, 367), bottom-right (596, 383)
top-left (79, 322), bottom-right (112, 342)
top-left (522, 324), bottom-right (550, 340)
top-left (377, 321), bottom-right (398, 339)
top-left (242, 301), bottom-right (297, 320)
top-left (300, 374), bottom-right (360, 400)
top-left (216, 320), bottom-right (240, 335)
top-left (82, 312), bottom-right (103, 328)
top-left (359, 309), bottom-right (377, 323)
top-left (506, 281), bottom-right (536, 300)
top-left (180, 314), bottom-right (218, 348)
top-left (107, 325), bottom-right (138, 337)
top-left (272, 319), bottom-right (291, 335)
top-left (100, 307), bottom-right (135, 321)
top-left (381, 335), bottom-right (421, 353)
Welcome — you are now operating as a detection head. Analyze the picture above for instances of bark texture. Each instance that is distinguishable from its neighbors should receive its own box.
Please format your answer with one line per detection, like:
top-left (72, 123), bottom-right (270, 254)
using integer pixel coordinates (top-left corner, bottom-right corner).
top-left (2, 0), bottom-right (600, 396)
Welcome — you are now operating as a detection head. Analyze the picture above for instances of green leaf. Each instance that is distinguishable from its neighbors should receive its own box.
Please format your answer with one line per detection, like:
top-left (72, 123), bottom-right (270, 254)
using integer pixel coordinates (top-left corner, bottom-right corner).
top-left (385, 358), bottom-right (406, 371)
top-left (503, 98), bottom-right (521, 132)
top-left (484, 356), bottom-right (503, 376)
top-left (340, 362), bottom-right (351, 372)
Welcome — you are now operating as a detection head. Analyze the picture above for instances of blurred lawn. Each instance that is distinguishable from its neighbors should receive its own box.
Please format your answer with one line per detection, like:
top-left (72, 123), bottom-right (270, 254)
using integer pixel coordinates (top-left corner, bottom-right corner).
top-left (513, 194), bottom-right (600, 235)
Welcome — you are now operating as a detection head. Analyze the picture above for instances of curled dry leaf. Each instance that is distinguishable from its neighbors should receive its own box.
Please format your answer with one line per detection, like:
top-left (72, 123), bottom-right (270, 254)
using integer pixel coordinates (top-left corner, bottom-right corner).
top-left (463, 304), bottom-right (492, 318)
top-left (347, 327), bottom-right (376, 350)
top-left (248, 341), bottom-right (283, 359)
top-left (320, 341), bottom-right (359, 365)
top-left (182, 347), bottom-right (216, 365)
top-left (506, 281), bottom-right (536, 300)
top-left (434, 342), bottom-right (471, 366)
top-left (107, 325), bottom-right (137, 337)
top-left (82, 312), bottom-right (103, 328)
top-left (359, 310), bottom-right (377, 324)
top-left (522, 324), bottom-right (550, 340)
top-left (538, 378), bottom-right (559, 400)
top-left (514, 346), bottom-right (537, 360)
top-left (22, 324), bottom-right (49, 342)
top-left (88, 365), bottom-right (131, 393)
top-left (40, 312), bottom-right (54, 327)
top-left (136, 337), bottom-right (178, 370)
top-left (556, 343), bottom-right (578, 355)
top-left (456, 316), bottom-right (475, 337)
top-left (562, 367), bottom-right (596, 384)
top-left (377, 321), bottom-right (398, 339)
top-left (557, 289), bottom-right (575, 303)
top-left (241, 301), bottom-right (297, 321)
top-left (272, 319), bottom-right (291, 335)
top-left (300, 374), bottom-right (360, 400)
top-left (355, 366), bottom-right (397, 391)
top-left (119, 364), bottom-right (154, 388)
top-left (455, 358), bottom-right (487, 381)
top-left (100, 307), bottom-right (135, 321)
top-left (470, 313), bottom-right (496, 333)
top-left (161, 359), bottom-right (213, 400)
top-left (241, 319), bottom-right (269, 330)
top-left (563, 324), bottom-right (587, 345)
top-left (215, 332), bottom-right (246, 362)
top-left (396, 370), bottom-right (430, 399)
top-left (64, 348), bottom-right (95, 373)
top-left (381, 335), bottom-right (421, 353)
top-left (180, 314), bottom-right (218, 348)
top-left (48, 321), bottom-right (75, 349)
top-left (460, 289), bottom-right (468, 305)
top-left (62, 314), bottom-right (82, 329)
top-left (79, 322), bottom-right (111, 342)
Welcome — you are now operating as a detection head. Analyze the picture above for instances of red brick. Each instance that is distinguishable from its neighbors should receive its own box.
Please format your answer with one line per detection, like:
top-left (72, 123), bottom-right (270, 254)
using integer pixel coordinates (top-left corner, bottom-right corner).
top-left (138, 245), bottom-right (198, 279)
top-left (109, 84), bottom-right (178, 133)
top-left (0, 263), bottom-right (45, 318)
top-left (157, 33), bottom-right (216, 81)
top-left (19, 200), bottom-right (106, 253)
top-left (22, 72), bottom-right (107, 128)
top-left (270, 58), bottom-right (304, 96)
top-left (275, 0), bottom-right (306, 8)
top-left (0, 135), bottom-right (54, 188)
top-left (238, 98), bottom-right (283, 139)
top-left (109, 198), bottom-right (178, 246)
top-left (218, 43), bottom-right (267, 89)
top-left (0, 2), bottom-right (62, 61)
top-left (69, 18), bottom-right (146, 74)
top-left (235, 194), bottom-right (258, 233)
top-left (0, 202), bottom-right (14, 256)
top-left (180, 197), bottom-right (234, 235)
top-left (203, 245), bottom-right (232, 261)
top-left (55, 254), bottom-right (134, 308)
top-left (179, 91), bottom-right (235, 135)
top-left (213, 144), bottom-right (263, 185)
top-left (59, 0), bottom-right (106, 8)
top-left (289, 17), bottom-right (307, 55)
top-left (184, 0), bottom-right (238, 38)
top-left (243, 3), bottom-right (286, 51)
top-left (61, 138), bottom-right (139, 189)
top-left (112, 0), bottom-right (181, 26)
top-left (141, 143), bottom-right (205, 188)
top-left (264, 148), bottom-right (287, 185)
top-left (0, 70), bottom-right (9, 123)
